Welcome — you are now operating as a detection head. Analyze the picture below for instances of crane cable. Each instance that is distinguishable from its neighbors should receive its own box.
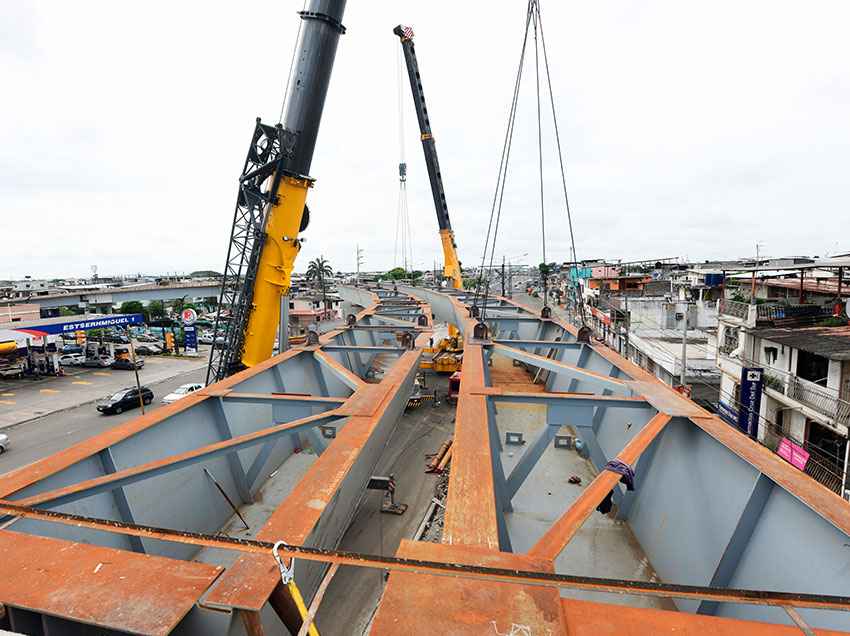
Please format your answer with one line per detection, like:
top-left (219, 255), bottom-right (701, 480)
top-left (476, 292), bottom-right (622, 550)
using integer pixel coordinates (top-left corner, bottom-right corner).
top-left (277, 0), bottom-right (309, 124)
top-left (473, 2), bottom-right (534, 319)
top-left (474, 0), bottom-right (586, 327)
top-left (395, 46), bottom-right (414, 273)
top-left (536, 1), bottom-right (587, 327)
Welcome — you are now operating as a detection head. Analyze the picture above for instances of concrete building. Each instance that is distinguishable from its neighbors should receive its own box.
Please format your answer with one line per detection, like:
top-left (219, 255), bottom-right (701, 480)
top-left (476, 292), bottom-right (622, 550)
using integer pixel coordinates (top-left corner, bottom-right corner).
top-left (717, 298), bottom-right (850, 496)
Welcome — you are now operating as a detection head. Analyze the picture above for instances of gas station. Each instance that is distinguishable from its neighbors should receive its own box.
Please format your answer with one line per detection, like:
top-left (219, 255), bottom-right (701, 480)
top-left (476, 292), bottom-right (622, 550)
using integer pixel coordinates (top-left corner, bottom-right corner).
top-left (0, 313), bottom-right (145, 379)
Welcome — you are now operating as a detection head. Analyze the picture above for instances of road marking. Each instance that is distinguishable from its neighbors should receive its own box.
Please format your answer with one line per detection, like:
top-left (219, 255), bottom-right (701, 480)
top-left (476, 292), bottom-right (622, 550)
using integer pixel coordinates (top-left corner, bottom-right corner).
top-left (1, 393), bottom-right (14, 397)
top-left (0, 400), bottom-right (14, 405)
top-left (93, 372), bottom-right (111, 377)
top-left (40, 389), bottom-right (61, 394)
top-left (72, 381), bottom-right (93, 385)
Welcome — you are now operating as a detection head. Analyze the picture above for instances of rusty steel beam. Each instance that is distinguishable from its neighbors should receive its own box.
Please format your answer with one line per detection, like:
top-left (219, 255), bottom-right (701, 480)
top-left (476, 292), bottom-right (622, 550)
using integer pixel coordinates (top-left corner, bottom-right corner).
top-left (491, 343), bottom-right (628, 391)
top-left (0, 501), bottom-right (848, 612)
top-left (529, 412), bottom-right (672, 560)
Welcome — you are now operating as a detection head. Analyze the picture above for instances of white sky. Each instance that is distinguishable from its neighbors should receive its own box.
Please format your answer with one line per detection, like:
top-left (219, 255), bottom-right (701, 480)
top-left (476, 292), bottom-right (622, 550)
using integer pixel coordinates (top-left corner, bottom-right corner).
top-left (2, 1), bottom-right (849, 280)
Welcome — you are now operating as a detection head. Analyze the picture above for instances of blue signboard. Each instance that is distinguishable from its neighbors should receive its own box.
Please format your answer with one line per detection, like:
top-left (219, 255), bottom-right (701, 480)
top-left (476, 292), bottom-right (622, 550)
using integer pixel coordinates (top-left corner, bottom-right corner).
top-left (717, 401), bottom-right (739, 427)
top-left (27, 314), bottom-right (145, 335)
top-left (184, 325), bottom-right (197, 353)
top-left (738, 367), bottom-right (764, 438)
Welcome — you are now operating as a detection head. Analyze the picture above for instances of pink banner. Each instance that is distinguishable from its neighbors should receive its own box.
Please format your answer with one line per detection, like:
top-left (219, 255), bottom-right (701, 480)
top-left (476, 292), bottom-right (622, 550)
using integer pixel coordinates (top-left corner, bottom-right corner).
top-left (777, 437), bottom-right (810, 471)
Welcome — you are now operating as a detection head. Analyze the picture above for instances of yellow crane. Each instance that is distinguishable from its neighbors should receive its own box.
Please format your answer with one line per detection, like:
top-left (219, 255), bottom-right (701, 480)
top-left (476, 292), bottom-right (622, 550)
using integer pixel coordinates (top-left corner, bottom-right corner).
top-left (394, 25), bottom-right (464, 372)
top-left (207, 2), bottom-right (346, 383)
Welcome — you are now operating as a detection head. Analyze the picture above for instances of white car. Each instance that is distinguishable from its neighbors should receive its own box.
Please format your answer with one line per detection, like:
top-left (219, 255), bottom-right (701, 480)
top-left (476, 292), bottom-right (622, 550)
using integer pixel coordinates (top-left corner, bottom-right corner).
top-left (0, 433), bottom-right (9, 454)
top-left (58, 353), bottom-right (85, 366)
top-left (161, 382), bottom-right (205, 404)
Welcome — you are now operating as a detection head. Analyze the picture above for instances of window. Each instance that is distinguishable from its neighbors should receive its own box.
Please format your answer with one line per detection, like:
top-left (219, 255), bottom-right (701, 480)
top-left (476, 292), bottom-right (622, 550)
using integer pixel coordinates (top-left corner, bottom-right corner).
top-left (797, 350), bottom-right (829, 386)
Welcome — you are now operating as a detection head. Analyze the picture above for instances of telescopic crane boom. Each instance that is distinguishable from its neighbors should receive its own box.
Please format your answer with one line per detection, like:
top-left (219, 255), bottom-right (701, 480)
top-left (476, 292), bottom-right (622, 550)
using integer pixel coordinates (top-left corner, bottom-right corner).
top-left (207, 0), bottom-right (347, 383)
top-left (393, 25), bottom-right (463, 290)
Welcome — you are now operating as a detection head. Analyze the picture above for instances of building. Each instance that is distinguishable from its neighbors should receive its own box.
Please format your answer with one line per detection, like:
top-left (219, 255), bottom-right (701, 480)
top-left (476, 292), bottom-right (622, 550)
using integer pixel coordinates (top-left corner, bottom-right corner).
top-left (717, 298), bottom-right (850, 497)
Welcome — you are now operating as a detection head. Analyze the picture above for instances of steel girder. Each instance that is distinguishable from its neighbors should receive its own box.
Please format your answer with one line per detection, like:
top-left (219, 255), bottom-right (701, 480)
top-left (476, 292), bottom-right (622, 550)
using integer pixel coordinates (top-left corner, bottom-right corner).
top-left (0, 287), bottom-right (432, 634)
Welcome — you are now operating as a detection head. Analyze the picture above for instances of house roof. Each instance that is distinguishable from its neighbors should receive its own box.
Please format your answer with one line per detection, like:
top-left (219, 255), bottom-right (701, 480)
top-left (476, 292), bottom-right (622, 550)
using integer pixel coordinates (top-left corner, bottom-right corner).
top-left (750, 325), bottom-right (850, 361)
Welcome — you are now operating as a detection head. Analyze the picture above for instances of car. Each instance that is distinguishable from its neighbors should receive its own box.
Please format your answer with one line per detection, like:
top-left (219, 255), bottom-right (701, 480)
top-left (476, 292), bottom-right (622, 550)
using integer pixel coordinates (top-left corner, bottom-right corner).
top-left (62, 344), bottom-right (84, 355)
top-left (135, 334), bottom-right (162, 344)
top-left (0, 433), bottom-right (9, 454)
top-left (0, 362), bottom-right (25, 379)
top-left (84, 355), bottom-right (114, 368)
top-left (96, 386), bottom-right (153, 415)
top-left (134, 344), bottom-right (163, 356)
top-left (112, 358), bottom-right (144, 370)
top-left (58, 353), bottom-right (85, 366)
top-left (198, 334), bottom-right (215, 345)
top-left (161, 382), bottom-right (205, 404)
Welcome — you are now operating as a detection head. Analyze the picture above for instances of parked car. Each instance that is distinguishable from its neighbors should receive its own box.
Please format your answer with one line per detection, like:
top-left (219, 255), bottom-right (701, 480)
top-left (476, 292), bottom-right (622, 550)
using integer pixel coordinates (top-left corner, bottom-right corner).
top-left (83, 355), bottom-right (114, 368)
top-left (96, 386), bottom-right (153, 415)
top-left (0, 433), bottom-right (9, 454)
top-left (112, 358), bottom-right (144, 370)
top-left (103, 334), bottom-right (130, 344)
top-left (62, 344), bottom-right (83, 355)
top-left (198, 333), bottom-right (215, 345)
top-left (134, 344), bottom-right (162, 356)
top-left (161, 382), bottom-right (205, 404)
top-left (58, 353), bottom-right (85, 366)
top-left (0, 362), bottom-right (25, 379)
top-left (136, 334), bottom-right (162, 344)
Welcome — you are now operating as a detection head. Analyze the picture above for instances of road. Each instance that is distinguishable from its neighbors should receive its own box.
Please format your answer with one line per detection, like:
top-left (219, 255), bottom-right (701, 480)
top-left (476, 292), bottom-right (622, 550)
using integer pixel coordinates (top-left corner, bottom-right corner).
top-left (0, 348), bottom-right (212, 429)
top-left (0, 365), bottom-right (209, 474)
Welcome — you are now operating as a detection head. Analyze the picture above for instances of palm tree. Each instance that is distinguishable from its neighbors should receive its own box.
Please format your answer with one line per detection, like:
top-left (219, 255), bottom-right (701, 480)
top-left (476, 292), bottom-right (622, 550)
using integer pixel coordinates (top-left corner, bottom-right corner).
top-left (306, 256), bottom-right (333, 313)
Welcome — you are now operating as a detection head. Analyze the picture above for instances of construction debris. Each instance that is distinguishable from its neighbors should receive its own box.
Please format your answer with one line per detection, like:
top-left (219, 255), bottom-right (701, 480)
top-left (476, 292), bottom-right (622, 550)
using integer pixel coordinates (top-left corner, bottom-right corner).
top-left (425, 438), bottom-right (452, 473)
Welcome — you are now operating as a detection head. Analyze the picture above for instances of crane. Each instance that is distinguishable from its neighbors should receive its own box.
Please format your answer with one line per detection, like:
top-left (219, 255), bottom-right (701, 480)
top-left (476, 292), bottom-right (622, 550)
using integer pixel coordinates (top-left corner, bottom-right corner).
top-left (393, 25), bottom-right (463, 292)
top-left (394, 24), bottom-right (464, 371)
top-left (207, 0), bottom-right (347, 383)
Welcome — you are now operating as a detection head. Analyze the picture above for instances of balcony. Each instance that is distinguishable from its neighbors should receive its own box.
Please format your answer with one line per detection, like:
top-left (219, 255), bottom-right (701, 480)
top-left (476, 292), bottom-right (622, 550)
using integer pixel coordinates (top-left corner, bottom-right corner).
top-left (787, 376), bottom-right (850, 426)
top-left (718, 299), bottom-right (750, 321)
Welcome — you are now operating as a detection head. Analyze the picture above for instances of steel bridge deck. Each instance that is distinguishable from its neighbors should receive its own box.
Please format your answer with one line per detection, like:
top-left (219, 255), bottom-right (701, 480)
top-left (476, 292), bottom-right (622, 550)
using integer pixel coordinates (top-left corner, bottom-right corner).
top-left (0, 285), bottom-right (848, 634)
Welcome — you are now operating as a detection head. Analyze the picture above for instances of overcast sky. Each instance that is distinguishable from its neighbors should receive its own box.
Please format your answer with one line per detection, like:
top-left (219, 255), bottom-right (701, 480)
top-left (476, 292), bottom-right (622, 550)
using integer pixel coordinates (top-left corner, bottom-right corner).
top-left (2, 1), bottom-right (849, 280)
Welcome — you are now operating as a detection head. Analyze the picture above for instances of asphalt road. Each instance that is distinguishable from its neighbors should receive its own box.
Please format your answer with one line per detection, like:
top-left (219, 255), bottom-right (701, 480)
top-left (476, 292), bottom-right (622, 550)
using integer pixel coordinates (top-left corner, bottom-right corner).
top-left (0, 349), bottom-right (211, 429)
top-left (0, 365), bottom-right (208, 474)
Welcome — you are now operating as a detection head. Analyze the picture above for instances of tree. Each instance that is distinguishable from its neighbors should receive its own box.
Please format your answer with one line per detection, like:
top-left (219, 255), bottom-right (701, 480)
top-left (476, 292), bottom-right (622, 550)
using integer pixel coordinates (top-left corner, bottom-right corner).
top-left (383, 267), bottom-right (407, 281)
top-left (148, 300), bottom-right (166, 319)
top-left (120, 300), bottom-right (147, 321)
top-left (306, 256), bottom-right (333, 311)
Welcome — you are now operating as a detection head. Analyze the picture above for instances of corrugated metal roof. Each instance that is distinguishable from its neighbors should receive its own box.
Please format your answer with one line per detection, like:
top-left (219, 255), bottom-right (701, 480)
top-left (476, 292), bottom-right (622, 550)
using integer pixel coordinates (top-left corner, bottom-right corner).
top-left (751, 325), bottom-right (850, 360)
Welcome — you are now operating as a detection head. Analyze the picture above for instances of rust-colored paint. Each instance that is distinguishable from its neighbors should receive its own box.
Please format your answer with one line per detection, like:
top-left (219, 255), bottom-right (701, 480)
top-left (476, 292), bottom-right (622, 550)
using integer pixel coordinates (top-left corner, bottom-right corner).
top-left (442, 316), bottom-right (501, 550)
top-left (560, 597), bottom-right (848, 636)
top-left (370, 540), bottom-right (563, 635)
top-left (529, 413), bottom-right (671, 560)
top-left (0, 530), bottom-right (222, 636)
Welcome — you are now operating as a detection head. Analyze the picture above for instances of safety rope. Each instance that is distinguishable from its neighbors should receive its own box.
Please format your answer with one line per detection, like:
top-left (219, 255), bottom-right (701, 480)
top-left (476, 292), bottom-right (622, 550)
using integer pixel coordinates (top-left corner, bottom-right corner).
top-left (273, 540), bottom-right (320, 636)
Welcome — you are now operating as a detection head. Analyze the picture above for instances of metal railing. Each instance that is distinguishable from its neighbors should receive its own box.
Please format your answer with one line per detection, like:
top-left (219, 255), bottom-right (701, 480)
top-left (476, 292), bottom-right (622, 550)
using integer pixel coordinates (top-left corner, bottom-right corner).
top-left (787, 376), bottom-right (850, 425)
top-left (756, 303), bottom-right (831, 321)
top-left (804, 453), bottom-right (844, 495)
top-left (719, 299), bottom-right (750, 320)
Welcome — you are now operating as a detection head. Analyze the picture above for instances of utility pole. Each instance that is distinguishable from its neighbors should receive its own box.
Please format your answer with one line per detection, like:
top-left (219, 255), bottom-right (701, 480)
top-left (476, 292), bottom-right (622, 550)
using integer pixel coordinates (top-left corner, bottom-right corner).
top-left (680, 303), bottom-right (689, 387)
top-left (356, 244), bottom-right (364, 287)
top-left (501, 256), bottom-right (506, 297)
top-left (279, 294), bottom-right (289, 353)
top-left (750, 242), bottom-right (763, 302)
